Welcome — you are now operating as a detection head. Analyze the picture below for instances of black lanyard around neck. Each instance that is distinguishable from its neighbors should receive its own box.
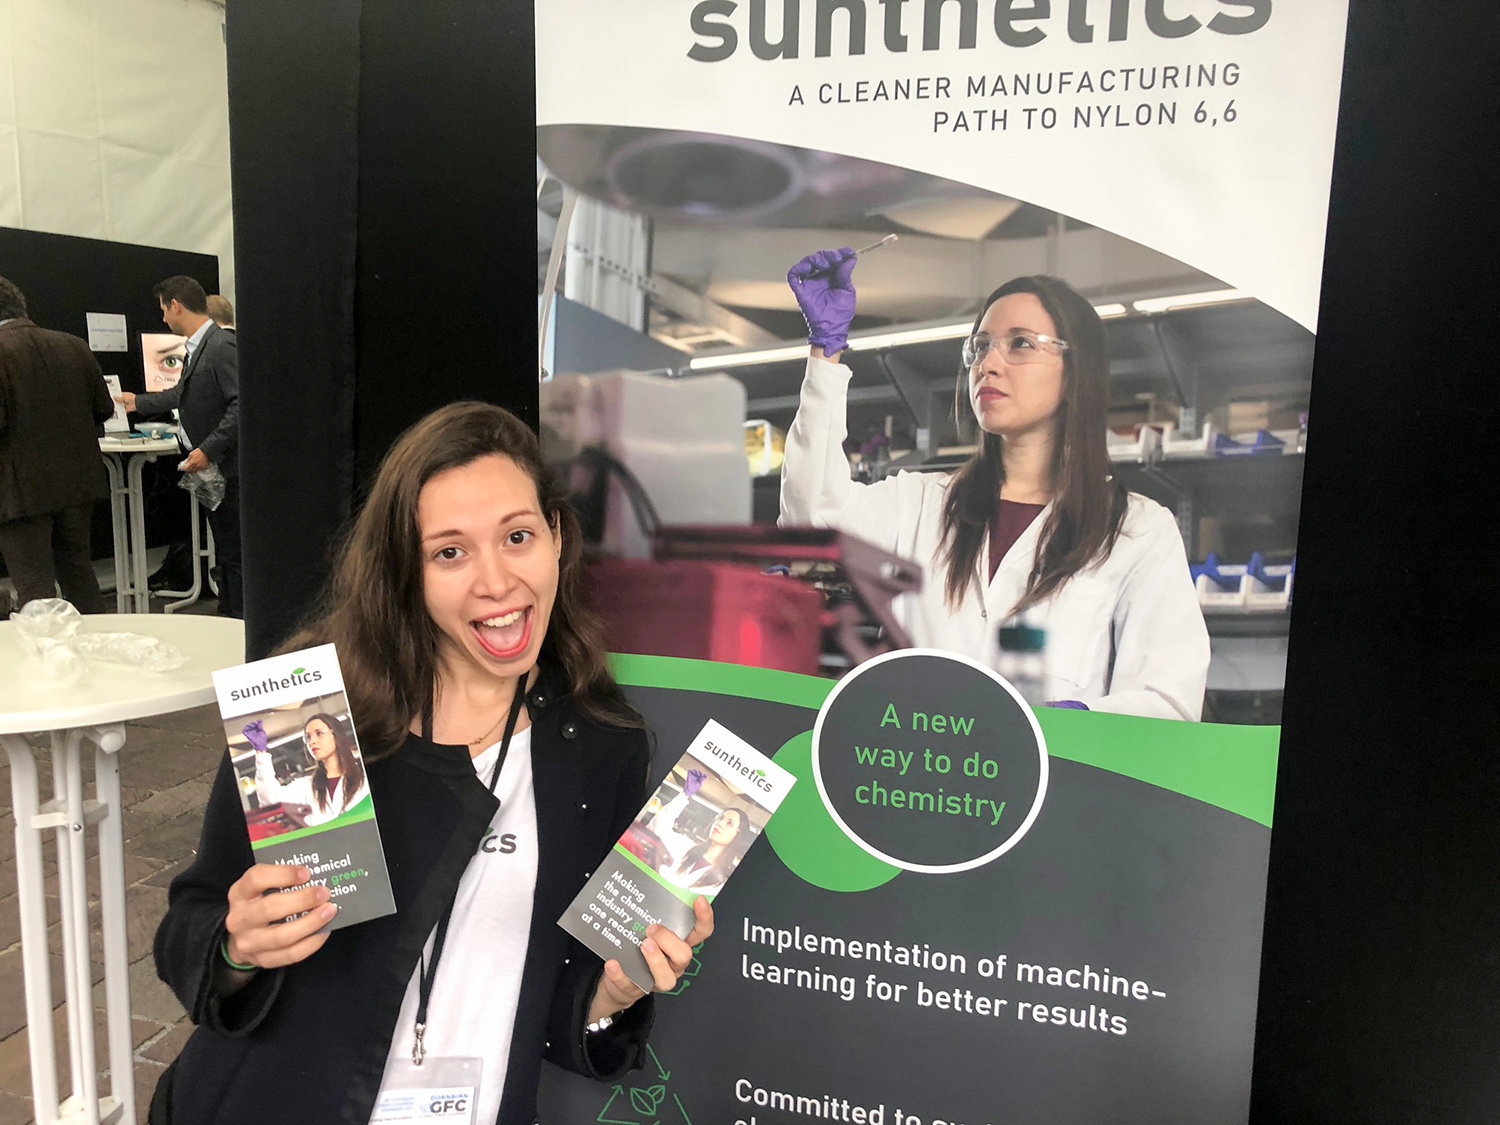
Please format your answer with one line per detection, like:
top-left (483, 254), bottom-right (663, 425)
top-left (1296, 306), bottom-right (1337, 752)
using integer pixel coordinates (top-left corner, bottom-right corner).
top-left (411, 678), bottom-right (528, 1065)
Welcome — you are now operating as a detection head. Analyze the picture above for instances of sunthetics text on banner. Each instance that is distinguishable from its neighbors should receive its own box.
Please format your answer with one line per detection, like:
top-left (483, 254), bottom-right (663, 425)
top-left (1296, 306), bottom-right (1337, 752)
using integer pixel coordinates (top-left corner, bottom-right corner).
top-left (536, 2), bottom-right (1347, 1120)
top-left (538, 0), bottom-right (1349, 328)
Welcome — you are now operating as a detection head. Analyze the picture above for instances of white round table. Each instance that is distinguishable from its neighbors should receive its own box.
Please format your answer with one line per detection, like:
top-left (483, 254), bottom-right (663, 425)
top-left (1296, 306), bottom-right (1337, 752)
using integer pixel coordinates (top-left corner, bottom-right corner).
top-left (0, 614), bottom-right (245, 1125)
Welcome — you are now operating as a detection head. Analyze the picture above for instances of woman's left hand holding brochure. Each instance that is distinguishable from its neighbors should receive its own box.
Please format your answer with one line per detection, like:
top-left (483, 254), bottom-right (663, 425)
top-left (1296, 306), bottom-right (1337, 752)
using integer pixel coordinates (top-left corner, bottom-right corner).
top-left (589, 895), bottom-right (715, 1021)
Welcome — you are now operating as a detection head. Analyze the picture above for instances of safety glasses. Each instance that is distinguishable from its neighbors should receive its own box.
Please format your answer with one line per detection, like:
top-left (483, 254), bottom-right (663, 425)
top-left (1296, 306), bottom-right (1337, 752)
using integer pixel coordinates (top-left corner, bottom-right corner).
top-left (962, 329), bottom-right (1069, 368)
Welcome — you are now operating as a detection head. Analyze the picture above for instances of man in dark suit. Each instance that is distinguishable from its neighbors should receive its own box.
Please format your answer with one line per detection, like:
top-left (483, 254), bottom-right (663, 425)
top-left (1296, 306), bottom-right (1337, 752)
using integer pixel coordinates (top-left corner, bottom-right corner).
top-left (117, 276), bottom-right (242, 617)
top-left (0, 275), bottom-right (114, 613)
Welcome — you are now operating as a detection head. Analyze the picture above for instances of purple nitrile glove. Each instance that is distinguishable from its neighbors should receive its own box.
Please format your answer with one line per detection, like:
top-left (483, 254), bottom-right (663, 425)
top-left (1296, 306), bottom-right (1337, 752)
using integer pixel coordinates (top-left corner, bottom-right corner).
top-left (787, 248), bottom-right (857, 355)
top-left (1046, 700), bottom-right (1090, 711)
top-left (683, 768), bottom-right (707, 797)
top-left (241, 719), bottom-right (270, 753)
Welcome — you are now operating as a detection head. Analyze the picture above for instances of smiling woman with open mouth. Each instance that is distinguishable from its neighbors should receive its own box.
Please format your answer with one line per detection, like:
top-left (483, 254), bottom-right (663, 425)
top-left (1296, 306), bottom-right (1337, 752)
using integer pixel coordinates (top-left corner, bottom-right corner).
top-left (152, 402), bottom-right (714, 1125)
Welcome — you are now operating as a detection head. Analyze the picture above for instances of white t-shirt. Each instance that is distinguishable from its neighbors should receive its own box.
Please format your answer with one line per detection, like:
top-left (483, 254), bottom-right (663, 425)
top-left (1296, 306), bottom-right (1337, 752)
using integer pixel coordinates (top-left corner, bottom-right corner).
top-left (377, 728), bottom-right (539, 1123)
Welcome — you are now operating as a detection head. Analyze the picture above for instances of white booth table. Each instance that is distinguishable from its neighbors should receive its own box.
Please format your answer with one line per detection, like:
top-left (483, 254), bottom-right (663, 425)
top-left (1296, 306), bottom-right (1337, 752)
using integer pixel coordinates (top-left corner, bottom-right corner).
top-left (0, 614), bottom-right (245, 1125)
top-left (97, 436), bottom-right (179, 614)
top-left (97, 436), bottom-right (213, 615)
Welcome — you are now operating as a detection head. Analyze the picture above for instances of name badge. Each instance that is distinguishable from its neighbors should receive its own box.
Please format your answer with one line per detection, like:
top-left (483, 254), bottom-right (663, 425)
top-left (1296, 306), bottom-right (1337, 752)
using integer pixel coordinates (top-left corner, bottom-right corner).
top-left (373, 1056), bottom-right (481, 1123)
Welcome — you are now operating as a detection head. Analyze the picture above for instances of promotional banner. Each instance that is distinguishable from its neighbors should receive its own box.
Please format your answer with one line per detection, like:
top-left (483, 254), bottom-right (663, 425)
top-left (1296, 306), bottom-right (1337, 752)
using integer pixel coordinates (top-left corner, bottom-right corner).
top-left (536, 2), bottom-right (1347, 1120)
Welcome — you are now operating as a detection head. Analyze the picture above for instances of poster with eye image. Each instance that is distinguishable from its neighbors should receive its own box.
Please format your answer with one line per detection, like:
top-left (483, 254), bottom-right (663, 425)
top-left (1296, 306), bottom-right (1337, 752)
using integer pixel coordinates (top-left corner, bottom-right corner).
top-left (211, 643), bottom-right (396, 930)
top-left (535, 1), bottom-right (1348, 1121)
top-left (560, 719), bottom-right (796, 991)
top-left (140, 331), bottom-right (187, 392)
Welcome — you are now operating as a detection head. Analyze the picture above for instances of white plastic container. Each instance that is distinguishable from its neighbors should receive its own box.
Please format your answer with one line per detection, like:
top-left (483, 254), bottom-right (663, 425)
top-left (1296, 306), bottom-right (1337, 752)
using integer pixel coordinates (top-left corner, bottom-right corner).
top-left (1106, 424), bottom-right (1159, 464)
top-left (540, 370), bottom-right (751, 558)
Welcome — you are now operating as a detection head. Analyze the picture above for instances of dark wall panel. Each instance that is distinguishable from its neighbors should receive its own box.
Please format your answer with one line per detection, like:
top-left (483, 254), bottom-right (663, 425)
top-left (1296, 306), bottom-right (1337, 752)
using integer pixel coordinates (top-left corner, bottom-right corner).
top-left (0, 226), bottom-right (218, 558)
top-left (0, 227), bottom-right (217, 394)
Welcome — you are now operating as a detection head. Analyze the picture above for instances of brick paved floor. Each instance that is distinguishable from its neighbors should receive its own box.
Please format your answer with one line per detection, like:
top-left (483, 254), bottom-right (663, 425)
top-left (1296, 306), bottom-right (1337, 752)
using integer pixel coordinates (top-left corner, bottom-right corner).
top-left (0, 683), bottom-right (227, 1122)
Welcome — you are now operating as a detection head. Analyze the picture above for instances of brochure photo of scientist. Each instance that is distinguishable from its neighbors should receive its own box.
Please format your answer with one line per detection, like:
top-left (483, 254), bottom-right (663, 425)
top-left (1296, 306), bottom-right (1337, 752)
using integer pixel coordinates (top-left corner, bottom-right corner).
top-left (221, 691), bottom-right (373, 843)
top-left (620, 754), bottom-right (775, 901)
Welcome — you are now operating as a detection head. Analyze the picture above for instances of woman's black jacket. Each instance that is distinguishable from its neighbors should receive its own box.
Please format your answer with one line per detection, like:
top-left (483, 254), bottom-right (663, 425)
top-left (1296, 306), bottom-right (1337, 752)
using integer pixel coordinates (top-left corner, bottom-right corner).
top-left (150, 671), bottom-right (654, 1124)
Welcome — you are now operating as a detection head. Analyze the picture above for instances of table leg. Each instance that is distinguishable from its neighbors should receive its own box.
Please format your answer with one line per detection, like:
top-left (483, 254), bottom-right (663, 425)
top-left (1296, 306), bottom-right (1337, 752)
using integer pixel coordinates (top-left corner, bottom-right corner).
top-left (0, 734), bottom-right (60, 1125)
top-left (50, 732), bottom-right (101, 1124)
top-left (101, 456), bottom-right (130, 615)
top-left (89, 727), bottom-right (133, 1125)
top-left (126, 454), bottom-right (156, 614)
top-left (160, 491), bottom-right (203, 614)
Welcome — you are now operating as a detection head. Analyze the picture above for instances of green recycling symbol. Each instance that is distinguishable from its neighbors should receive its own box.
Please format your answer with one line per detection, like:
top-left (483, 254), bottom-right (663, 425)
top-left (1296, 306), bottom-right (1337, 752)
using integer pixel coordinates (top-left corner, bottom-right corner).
top-left (596, 1046), bottom-right (692, 1125)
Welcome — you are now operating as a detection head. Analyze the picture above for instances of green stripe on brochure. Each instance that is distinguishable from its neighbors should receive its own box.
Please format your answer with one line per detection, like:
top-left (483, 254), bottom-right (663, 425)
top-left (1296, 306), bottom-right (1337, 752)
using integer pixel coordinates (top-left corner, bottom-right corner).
top-left (613, 843), bottom-right (706, 908)
top-left (609, 652), bottom-right (1280, 828)
top-left (249, 800), bottom-right (377, 850)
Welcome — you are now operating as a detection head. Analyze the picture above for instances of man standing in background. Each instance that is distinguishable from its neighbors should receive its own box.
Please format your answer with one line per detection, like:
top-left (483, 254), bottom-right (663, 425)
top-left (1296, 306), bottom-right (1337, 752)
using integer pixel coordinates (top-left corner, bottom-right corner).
top-left (116, 276), bottom-right (242, 617)
top-left (0, 275), bottom-right (114, 614)
top-left (207, 294), bottom-right (235, 331)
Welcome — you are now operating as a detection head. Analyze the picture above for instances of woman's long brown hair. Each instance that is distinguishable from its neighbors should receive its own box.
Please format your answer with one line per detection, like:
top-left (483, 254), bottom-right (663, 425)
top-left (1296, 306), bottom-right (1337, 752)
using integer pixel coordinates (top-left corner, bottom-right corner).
top-left (284, 402), bottom-right (641, 758)
top-left (938, 276), bottom-right (1128, 614)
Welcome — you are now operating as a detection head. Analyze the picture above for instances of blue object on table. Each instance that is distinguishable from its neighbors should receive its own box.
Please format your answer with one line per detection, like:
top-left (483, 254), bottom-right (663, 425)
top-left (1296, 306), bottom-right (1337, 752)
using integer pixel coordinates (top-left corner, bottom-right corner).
top-left (1191, 552), bottom-right (1242, 591)
top-left (1214, 429), bottom-right (1286, 456)
top-left (1247, 552), bottom-right (1295, 592)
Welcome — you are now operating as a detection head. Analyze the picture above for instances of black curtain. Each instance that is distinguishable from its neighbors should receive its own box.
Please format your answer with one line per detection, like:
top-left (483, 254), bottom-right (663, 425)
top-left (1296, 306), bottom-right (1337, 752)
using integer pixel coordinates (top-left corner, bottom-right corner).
top-left (1250, 3), bottom-right (1500, 1122)
top-left (354, 2), bottom-right (538, 486)
top-left (227, 0), bottom-right (536, 659)
top-left (227, 1), bottom-right (361, 659)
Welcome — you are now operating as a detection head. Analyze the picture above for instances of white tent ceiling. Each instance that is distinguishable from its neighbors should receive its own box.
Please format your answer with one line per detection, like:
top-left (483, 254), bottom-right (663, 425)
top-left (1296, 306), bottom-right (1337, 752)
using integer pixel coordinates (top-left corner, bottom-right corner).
top-left (0, 0), bottom-right (235, 298)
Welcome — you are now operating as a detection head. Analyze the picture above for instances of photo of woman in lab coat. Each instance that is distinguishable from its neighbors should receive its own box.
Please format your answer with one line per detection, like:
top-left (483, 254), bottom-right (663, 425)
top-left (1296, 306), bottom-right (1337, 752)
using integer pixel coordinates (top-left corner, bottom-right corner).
top-left (244, 712), bottom-right (371, 825)
top-left (780, 249), bottom-right (1210, 721)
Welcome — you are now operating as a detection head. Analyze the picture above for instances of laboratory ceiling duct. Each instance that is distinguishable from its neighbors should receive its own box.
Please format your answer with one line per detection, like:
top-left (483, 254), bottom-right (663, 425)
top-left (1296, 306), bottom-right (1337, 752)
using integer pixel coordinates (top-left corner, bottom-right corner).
top-left (537, 124), bottom-right (993, 227)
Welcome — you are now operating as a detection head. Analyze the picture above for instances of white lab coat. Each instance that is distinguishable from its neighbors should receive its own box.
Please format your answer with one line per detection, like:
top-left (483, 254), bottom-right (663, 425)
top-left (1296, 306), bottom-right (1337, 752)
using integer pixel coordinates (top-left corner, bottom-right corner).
top-left (254, 751), bottom-right (371, 827)
top-left (779, 356), bottom-right (1210, 721)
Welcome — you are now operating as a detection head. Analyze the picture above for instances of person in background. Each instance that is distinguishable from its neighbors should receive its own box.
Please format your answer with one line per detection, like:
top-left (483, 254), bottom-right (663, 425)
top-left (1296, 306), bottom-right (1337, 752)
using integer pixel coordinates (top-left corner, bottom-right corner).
top-left (781, 250), bottom-right (1209, 721)
top-left (206, 294), bottom-right (235, 331)
top-left (0, 275), bottom-right (113, 613)
top-left (116, 276), bottom-right (242, 617)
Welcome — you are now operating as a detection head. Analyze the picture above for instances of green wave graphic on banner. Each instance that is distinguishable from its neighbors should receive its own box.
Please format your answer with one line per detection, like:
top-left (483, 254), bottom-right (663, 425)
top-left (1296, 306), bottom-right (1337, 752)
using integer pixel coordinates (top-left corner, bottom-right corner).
top-left (610, 653), bottom-right (1279, 828)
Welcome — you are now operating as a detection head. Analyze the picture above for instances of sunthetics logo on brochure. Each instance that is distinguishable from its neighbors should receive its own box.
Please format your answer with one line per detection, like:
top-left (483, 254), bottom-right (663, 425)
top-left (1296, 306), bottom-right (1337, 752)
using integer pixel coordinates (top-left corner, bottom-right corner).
top-left (214, 644), bottom-right (346, 720)
top-left (227, 665), bottom-right (323, 704)
top-left (687, 0), bottom-right (1273, 62)
top-left (704, 737), bottom-right (779, 795)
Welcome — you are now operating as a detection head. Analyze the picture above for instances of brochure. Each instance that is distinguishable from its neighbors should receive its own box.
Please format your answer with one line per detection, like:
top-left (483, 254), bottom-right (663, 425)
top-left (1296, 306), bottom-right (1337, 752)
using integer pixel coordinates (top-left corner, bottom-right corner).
top-left (211, 643), bottom-right (396, 930)
top-left (560, 719), bottom-right (796, 990)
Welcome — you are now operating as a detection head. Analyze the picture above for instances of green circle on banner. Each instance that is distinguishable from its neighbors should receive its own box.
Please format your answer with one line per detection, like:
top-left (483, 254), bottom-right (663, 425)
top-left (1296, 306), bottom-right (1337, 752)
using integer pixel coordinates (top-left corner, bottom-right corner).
top-left (812, 649), bottom-right (1048, 873)
top-left (764, 731), bottom-right (901, 892)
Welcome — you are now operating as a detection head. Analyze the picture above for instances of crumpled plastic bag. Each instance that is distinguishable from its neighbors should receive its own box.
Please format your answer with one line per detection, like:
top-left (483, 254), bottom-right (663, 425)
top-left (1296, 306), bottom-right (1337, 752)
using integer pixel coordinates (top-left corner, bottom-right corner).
top-left (10, 599), bottom-right (189, 683)
top-left (177, 459), bottom-right (227, 511)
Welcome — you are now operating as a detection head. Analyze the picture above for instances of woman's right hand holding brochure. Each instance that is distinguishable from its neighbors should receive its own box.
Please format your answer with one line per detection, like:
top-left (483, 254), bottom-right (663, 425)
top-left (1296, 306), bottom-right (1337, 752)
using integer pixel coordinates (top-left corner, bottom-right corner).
top-left (788, 248), bottom-right (857, 355)
top-left (222, 863), bottom-right (336, 971)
